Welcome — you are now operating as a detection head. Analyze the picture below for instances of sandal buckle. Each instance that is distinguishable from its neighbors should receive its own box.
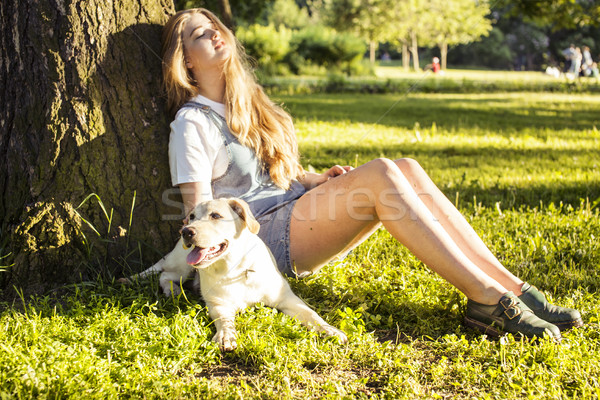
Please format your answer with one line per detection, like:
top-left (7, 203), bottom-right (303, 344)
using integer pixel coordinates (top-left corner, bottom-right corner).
top-left (499, 297), bottom-right (516, 309)
top-left (503, 306), bottom-right (521, 320)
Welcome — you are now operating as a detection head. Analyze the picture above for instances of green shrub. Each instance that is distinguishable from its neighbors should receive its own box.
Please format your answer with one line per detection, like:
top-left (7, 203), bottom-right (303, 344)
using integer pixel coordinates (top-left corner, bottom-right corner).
top-left (331, 31), bottom-right (366, 63)
top-left (236, 23), bottom-right (367, 77)
top-left (236, 24), bottom-right (291, 69)
top-left (291, 26), bottom-right (337, 66)
top-left (289, 25), bottom-right (366, 75)
top-left (448, 27), bottom-right (514, 69)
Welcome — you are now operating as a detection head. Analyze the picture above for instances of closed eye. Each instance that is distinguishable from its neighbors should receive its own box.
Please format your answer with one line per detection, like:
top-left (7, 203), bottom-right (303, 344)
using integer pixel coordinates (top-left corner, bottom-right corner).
top-left (193, 24), bottom-right (215, 40)
top-left (209, 212), bottom-right (223, 220)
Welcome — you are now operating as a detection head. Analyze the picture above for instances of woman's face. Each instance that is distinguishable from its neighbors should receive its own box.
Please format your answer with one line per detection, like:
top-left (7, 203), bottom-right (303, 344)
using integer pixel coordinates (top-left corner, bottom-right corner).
top-left (182, 13), bottom-right (230, 76)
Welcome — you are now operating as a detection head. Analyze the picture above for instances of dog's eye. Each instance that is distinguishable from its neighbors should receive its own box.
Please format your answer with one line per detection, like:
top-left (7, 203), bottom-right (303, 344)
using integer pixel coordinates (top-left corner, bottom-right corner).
top-left (209, 212), bottom-right (223, 220)
top-left (189, 213), bottom-right (196, 221)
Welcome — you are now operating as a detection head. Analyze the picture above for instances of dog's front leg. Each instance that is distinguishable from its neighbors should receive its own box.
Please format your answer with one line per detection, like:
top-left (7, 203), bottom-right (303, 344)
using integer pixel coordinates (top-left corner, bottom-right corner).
top-left (159, 273), bottom-right (183, 297)
top-left (209, 307), bottom-right (238, 351)
top-left (277, 294), bottom-right (348, 344)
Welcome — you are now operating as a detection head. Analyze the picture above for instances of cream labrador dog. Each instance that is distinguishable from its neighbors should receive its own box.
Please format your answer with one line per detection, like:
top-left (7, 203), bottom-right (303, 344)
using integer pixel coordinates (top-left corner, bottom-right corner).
top-left (122, 198), bottom-right (347, 351)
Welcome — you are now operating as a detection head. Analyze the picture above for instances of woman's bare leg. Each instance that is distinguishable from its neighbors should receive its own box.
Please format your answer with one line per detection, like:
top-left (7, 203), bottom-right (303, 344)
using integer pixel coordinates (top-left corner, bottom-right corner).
top-left (394, 158), bottom-right (524, 295)
top-left (290, 158), bottom-right (508, 305)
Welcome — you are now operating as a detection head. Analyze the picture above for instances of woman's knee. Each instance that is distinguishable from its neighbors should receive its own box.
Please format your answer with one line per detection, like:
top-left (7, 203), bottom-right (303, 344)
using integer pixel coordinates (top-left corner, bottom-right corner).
top-left (394, 157), bottom-right (422, 174)
top-left (367, 157), bottom-right (403, 176)
top-left (356, 158), bottom-right (408, 189)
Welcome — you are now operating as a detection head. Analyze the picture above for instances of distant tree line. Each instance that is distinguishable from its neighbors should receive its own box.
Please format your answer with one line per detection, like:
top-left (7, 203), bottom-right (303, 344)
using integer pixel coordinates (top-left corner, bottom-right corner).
top-left (176, 0), bottom-right (600, 72)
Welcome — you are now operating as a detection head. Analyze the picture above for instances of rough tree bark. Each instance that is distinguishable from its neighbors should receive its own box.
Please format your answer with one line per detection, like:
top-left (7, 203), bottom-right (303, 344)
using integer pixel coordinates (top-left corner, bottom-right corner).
top-left (0, 0), bottom-right (180, 295)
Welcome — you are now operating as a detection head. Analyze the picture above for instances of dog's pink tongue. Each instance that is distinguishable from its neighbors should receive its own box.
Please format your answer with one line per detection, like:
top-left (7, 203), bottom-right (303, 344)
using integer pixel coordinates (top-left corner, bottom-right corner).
top-left (186, 247), bottom-right (208, 265)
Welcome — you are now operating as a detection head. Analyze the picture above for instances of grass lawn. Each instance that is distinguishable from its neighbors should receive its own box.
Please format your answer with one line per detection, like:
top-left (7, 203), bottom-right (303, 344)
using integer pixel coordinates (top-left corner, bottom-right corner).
top-left (1, 88), bottom-right (600, 398)
top-left (375, 64), bottom-right (567, 82)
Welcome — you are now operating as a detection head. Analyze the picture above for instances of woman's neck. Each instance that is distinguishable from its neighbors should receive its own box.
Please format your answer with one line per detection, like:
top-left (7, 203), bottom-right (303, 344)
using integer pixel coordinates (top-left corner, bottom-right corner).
top-left (194, 68), bottom-right (225, 104)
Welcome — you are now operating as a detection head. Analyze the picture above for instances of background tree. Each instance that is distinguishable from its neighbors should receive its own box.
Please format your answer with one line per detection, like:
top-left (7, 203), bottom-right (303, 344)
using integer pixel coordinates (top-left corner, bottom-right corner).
top-left (449, 3), bottom-right (600, 71)
top-left (322, 0), bottom-right (392, 65)
top-left (217, 0), bottom-right (234, 28)
top-left (0, 0), bottom-right (177, 295)
top-left (263, 0), bottom-right (310, 29)
top-left (497, 0), bottom-right (600, 30)
top-left (388, 0), bottom-right (431, 71)
top-left (446, 27), bottom-right (514, 69)
top-left (176, 0), bottom-right (270, 26)
top-left (385, 0), bottom-right (411, 71)
top-left (427, 0), bottom-right (492, 70)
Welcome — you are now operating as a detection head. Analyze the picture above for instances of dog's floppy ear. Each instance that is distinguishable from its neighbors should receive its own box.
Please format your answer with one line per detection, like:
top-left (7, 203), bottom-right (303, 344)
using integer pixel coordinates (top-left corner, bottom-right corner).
top-left (228, 198), bottom-right (260, 235)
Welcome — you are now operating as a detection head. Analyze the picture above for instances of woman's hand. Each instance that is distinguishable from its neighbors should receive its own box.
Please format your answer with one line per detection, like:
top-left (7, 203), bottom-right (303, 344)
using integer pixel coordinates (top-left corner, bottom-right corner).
top-left (300, 165), bottom-right (353, 189)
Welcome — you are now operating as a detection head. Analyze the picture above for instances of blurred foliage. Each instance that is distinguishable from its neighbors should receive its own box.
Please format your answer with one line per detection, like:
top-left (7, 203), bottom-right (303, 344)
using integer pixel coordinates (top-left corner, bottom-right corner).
top-left (291, 26), bottom-right (365, 66)
top-left (263, 0), bottom-right (310, 29)
top-left (447, 27), bottom-right (514, 70)
top-left (236, 24), bottom-right (292, 65)
top-left (236, 24), bottom-right (292, 75)
top-left (174, 0), bottom-right (269, 25)
top-left (174, 0), bottom-right (600, 72)
top-left (496, 0), bottom-right (600, 30)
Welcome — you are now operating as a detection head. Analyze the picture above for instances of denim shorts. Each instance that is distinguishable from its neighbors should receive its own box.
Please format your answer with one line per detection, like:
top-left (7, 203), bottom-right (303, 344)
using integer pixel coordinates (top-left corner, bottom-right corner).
top-left (256, 200), bottom-right (300, 278)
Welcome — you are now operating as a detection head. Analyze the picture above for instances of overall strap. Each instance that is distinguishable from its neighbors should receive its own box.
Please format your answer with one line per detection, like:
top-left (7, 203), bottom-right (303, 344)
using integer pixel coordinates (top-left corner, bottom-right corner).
top-left (181, 101), bottom-right (226, 131)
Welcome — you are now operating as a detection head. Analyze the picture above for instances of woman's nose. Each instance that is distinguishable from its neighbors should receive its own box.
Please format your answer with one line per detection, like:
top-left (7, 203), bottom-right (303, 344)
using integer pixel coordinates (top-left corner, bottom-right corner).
top-left (211, 30), bottom-right (220, 40)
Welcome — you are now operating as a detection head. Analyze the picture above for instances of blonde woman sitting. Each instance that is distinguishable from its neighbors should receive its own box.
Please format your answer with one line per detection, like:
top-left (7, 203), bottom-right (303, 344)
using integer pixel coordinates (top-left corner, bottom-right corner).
top-left (160, 8), bottom-right (583, 341)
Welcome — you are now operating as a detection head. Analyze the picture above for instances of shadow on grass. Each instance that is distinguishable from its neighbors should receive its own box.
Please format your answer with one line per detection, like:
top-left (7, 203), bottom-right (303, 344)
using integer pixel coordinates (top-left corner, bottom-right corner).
top-left (280, 94), bottom-right (600, 133)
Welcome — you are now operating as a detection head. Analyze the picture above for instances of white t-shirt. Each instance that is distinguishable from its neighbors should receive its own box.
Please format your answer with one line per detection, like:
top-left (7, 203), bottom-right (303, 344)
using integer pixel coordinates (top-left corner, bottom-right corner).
top-left (168, 94), bottom-right (229, 191)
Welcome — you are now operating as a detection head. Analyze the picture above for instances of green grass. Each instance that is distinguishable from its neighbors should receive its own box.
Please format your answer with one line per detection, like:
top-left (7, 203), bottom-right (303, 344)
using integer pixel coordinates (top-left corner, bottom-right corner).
top-left (286, 92), bottom-right (600, 208)
top-left (1, 87), bottom-right (600, 399)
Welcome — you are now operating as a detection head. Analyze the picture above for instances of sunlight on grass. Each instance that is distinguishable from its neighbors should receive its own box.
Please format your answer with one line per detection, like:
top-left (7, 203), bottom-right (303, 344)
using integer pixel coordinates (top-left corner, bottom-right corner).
top-left (1, 89), bottom-right (599, 399)
top-left (375, 65), bottom-right (563, 83)
top-left (283, 92), bottom-right (600, 208)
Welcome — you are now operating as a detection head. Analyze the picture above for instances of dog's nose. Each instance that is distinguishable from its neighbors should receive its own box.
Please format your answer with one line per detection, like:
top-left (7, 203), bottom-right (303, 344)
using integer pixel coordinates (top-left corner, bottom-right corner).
top-left (181, 227), bottom-right (196, 241)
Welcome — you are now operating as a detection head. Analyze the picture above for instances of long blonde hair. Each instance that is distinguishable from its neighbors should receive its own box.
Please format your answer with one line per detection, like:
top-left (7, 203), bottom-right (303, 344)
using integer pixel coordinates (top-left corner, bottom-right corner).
top-left (161, 8), bottom-right (304, 189)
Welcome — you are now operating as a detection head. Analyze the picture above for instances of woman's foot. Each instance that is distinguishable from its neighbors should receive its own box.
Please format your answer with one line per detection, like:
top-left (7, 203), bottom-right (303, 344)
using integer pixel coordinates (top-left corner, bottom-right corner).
top-left (518, 283), bottom-right (584, 331)
top-left (464, 292), bottom-right (562, 341)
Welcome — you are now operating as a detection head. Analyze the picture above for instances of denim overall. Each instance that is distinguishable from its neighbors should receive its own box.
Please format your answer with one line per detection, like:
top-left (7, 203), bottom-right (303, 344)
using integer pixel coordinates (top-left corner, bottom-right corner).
top-left (181, 101), bottom-right (306, 275)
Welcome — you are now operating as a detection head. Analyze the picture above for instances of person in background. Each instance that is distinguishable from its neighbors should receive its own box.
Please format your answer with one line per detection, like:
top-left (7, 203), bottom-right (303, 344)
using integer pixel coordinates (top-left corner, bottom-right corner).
top-left (432, 57), bottom-right (441, 73)
top-left (561, 44), bottom-right (575, 74)
top-left (571, 47), bottom-right (583, 78)
top-left (582, 46), bottom-right (594, 76)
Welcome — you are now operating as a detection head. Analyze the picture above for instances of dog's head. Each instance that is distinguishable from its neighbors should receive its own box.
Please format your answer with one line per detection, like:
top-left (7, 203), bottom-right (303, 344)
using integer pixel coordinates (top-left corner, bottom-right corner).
top-left (181, 198), bottom-right (260, 268)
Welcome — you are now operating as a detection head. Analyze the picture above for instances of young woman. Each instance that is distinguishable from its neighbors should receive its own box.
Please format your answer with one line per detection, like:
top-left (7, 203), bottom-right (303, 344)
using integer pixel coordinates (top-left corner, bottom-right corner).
top-left (161, 8), bottom-right (582, 341)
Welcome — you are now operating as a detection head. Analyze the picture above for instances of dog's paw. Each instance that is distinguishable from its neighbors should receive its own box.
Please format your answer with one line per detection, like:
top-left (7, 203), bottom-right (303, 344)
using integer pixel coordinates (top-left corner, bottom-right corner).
top-left (321, 325), bottom-right (348, 344)
top-left (161, 282), bottom-right (182, 297)
top-left (213, 330), bottom-right (238, 351)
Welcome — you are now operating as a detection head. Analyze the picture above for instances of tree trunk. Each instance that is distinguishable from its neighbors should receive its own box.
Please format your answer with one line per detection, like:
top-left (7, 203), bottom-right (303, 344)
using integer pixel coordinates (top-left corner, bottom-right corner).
top-left (367, 41), bottom-right (377, 65)
top-left (440, 41), bottom-right (448, 70)
top-left (0, 0), bottom-right (179, 296)
top-left (410, 30), bottom-right (420, 71)
top-left (402, 42), bottom-right (410, 72)
top-left (218, 0), bottom-right (234, 30)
